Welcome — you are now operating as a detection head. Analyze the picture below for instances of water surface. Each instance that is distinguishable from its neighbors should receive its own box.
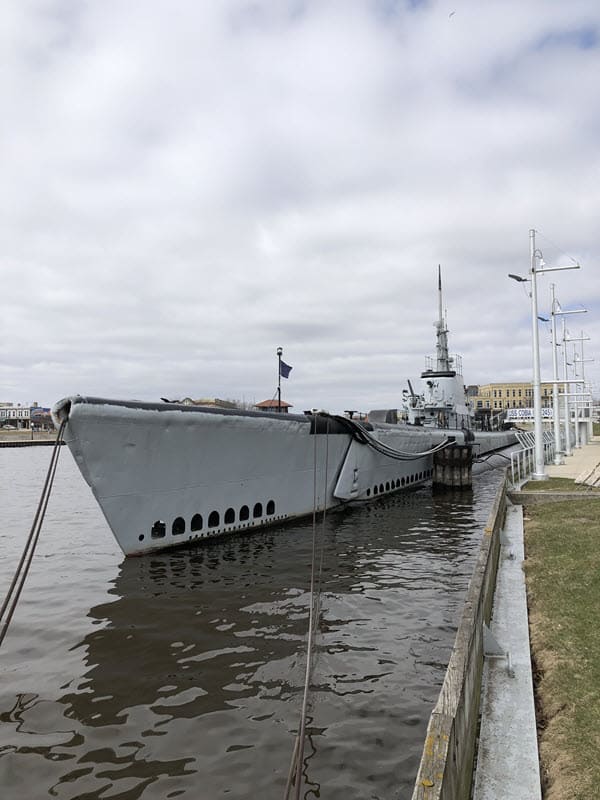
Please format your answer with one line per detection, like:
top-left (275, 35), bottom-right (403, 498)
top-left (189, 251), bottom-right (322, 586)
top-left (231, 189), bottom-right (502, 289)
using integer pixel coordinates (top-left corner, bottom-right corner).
top-left (0, 446), bottom-right (505, 799)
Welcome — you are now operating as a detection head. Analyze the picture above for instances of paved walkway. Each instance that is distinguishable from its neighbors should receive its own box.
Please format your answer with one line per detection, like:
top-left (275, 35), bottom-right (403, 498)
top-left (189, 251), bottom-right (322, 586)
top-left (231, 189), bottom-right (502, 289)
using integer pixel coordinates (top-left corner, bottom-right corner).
top-left (472, 502), bottom-right (541, 800)
top-left (545, 434), bottom-right (600, 481)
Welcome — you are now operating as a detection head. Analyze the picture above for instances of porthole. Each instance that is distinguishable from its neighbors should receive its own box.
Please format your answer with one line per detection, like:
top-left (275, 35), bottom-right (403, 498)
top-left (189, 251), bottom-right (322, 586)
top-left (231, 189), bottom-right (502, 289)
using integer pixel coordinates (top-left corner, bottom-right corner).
top-left (138, 534), bottom-right (144, 541)
top-left (208, 510), bottom-right (220, 528)
top-left (373, 485), bottom-right (378, 495)
top-left (379, 484), bottom-right (384, 494)
top-left (401, 477), bottom-right (405, 486)
top-left (151, 520), bottom-right (166, 539)
top-left (253, 502), bottom-right (263, 519)
top-left (191, 513), bottom-right (203, 531)
top-left (266, 500), bottom-right (275, 515)
top-left (240, 505), bottom-right (250, 521)
top-left (366, 488), bottom-right (371, 497)
top-left (385, 481), bottom-right (390, 491)
top-left (172, 516), bottom-right (185, 535)
top-left (225, 508), bottom-right (235, 524)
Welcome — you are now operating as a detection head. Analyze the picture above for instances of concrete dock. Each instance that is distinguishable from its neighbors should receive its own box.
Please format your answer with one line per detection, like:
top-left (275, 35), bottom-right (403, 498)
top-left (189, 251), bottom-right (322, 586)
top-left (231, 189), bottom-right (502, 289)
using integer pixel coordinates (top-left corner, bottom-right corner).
top-left (545, 436), bottom-right (600, 481)
top-left (472, 500), bottom-right (541, 800)
top-left (473, 436), bottom-right (600, 798)
top-left (0, 430), bottom-right (59, 447)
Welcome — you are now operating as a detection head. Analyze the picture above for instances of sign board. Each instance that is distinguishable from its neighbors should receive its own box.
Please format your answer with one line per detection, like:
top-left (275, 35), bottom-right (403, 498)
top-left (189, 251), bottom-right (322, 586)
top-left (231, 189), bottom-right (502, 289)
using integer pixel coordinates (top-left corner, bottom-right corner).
top-left (506, 407), bottom-right (553, 421)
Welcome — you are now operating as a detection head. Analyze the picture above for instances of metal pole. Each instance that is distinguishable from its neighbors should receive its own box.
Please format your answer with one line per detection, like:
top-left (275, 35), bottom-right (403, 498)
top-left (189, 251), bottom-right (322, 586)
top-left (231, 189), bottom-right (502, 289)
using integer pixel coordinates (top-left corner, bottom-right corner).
top-left (550, 284), bottom-right (563, 464)
top-left (573, 344), bottom-right (581, 448)
top-left (277, 347), bottom-right (282, 412)
top-left (579, 335), bottom-right (588, 445)
top-left (529, 229), bottom-right (547, 479)
top-left (563, 332), bottom-right (592, 445)
top-left (581, 338), bottom-right (588, 443)
top-left (580, 337), bottom-right (593, 441)
top-left (562, 318), bottom-right (572, 456)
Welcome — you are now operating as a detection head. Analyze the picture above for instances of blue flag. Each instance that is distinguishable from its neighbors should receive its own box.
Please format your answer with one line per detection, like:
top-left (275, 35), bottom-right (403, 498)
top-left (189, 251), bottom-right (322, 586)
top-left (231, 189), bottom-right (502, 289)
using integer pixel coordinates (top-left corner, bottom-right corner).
top-left (279, 360), bottom-right (292, 379)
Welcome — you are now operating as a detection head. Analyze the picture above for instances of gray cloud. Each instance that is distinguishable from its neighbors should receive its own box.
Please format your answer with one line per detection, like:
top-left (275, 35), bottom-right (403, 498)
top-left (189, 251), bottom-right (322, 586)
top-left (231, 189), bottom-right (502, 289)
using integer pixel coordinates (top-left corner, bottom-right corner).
top-left (1, 0), bottom-right (599, 413)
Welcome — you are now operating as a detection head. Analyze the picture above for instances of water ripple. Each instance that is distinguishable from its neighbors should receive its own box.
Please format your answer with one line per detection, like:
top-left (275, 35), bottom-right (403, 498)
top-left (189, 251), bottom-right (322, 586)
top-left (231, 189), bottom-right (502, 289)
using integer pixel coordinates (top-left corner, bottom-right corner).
top-left (0, 447), bottom-right (505, 799)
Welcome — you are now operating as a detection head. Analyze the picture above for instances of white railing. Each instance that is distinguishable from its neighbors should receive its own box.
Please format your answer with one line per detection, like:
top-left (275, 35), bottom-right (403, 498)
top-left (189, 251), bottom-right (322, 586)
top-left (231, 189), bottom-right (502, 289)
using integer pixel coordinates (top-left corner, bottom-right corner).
top-left (510, 430), bottom-right (556, 486)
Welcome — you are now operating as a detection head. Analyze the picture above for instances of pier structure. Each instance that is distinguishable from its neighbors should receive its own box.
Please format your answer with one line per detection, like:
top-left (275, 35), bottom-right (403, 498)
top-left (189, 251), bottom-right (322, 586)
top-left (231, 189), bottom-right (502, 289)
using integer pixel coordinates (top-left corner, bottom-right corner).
top-left (0, 430), bottom-right (59, 447)
top-left (432, 443), bottom-right (473, 488)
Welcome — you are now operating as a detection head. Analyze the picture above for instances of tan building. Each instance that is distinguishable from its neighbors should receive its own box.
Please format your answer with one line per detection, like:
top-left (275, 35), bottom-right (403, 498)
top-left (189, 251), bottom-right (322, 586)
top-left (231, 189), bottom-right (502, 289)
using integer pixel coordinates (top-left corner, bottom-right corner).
top-left (471, 382), bottom-right (554, 411)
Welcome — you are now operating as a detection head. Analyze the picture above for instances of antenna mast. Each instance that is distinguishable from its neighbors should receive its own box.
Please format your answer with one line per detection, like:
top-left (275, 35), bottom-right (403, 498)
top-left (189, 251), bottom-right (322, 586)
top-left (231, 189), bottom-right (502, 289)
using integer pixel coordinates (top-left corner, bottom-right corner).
top-left (436, 265), bottom-right (451, 371)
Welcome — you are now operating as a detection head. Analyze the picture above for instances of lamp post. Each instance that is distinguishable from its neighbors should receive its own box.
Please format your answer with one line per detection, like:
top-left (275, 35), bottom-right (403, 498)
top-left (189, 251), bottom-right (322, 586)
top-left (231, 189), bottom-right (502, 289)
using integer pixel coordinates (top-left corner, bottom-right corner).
top-left (561, 329), bottom-right (590, 454)
top-left (549, 286), bottom-right (586, 464)
top-left (573, 344), bottom-right (581, 449)
top-left (550, 285), bottom-right (562, 464)
top-left (570, 333), bottom-right (593, 447)
top-left (528, 229), bottom-right (546, 479)
top-left (508, 229), bottom-right (580, 480)
top-left (562, 319), bottom-right (572, 456)
top-left (578, 338), bottom-right (595, 442)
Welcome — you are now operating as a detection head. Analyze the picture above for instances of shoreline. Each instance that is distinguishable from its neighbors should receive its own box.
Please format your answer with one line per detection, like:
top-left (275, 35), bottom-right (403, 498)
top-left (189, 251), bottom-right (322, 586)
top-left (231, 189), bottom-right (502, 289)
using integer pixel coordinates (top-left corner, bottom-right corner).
top-left (0, 431), bottom-right (59, 447)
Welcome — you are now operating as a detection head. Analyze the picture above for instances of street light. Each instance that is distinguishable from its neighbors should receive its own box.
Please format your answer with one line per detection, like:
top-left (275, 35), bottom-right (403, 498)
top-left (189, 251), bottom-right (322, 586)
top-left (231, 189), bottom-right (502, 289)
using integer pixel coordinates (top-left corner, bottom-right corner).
top-left (508, 229), bottom-right (580, 480)
top-left (549, 289), bottom-right (586, 463)
top-left (567, 333), bottom-right (592, 448)
top-left (575, 340), bottom-right (595, 443)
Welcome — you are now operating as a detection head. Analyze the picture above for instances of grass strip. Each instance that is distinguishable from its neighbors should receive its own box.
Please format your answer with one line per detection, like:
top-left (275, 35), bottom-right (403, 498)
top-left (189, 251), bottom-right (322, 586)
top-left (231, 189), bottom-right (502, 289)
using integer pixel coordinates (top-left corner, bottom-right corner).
top-left (524, 498), bottom-right (600, 800)
top-left (521, 477), bottom-right (600, 493)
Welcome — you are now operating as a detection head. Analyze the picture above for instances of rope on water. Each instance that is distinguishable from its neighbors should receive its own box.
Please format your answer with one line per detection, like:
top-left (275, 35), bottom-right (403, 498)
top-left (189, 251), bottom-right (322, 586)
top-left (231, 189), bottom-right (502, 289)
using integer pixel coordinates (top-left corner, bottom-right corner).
top-left (284, 416), bottom-right (330, 800)
top-left (283, 411), bottom-right (453, 795)
top-left (0, 421), bottom-right (66, 650)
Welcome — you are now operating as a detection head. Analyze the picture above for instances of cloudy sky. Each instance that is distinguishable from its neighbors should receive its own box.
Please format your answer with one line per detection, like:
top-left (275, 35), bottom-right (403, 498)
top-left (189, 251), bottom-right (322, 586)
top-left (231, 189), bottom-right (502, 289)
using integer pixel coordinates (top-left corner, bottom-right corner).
top-left (2, 0), bottom-right (599, 414)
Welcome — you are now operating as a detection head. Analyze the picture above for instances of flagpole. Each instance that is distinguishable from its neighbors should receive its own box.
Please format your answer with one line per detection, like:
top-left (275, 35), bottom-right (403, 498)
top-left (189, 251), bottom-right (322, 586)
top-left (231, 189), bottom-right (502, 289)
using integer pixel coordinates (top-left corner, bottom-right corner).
top-left (277, 346), bottom-right (282, 413)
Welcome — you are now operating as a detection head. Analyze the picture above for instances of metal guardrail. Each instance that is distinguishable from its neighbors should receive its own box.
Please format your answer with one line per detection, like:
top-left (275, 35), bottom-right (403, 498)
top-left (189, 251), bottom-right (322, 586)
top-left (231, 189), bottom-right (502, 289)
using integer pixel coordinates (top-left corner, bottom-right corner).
top-left (510, 431), bottom-right (555, 486)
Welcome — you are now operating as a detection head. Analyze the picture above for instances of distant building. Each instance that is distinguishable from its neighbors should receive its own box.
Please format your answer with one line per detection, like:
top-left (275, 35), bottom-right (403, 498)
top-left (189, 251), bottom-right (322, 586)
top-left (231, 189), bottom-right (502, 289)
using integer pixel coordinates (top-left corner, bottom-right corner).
top-left (30, 406), bottom-right (53, 430)
top-left (0, 403), bottom-right (31, 429)
top-left (0, 402), bottom-right (54, 430)
top-left (254, 399), bottom-right (293, 413)
top-left (470, 382), bottom-right (554, 411)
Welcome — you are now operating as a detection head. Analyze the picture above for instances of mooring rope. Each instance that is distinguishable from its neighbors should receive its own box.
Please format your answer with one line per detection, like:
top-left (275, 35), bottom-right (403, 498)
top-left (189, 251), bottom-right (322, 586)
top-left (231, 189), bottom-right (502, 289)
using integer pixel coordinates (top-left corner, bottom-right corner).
top-left (0, 421), bottom-right (66, 650)
top-left (284, 416), bottom-right (330, 800)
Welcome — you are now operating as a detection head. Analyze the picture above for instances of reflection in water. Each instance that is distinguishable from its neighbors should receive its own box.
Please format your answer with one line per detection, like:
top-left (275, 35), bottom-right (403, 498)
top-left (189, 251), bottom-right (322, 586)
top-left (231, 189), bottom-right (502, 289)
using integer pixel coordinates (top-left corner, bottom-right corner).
top-left (0, 447), bottom-right (504, 800)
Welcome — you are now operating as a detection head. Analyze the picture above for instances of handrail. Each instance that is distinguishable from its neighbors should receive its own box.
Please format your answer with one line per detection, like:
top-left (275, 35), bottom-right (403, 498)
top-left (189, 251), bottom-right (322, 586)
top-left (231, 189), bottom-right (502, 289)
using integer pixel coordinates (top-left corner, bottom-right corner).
top-left (510, 430), bottom-right (556, 485)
